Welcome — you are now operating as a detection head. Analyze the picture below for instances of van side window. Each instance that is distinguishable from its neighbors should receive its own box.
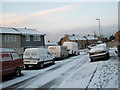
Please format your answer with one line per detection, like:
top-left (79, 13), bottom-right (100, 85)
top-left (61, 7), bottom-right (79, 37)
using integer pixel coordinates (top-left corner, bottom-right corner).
top-left (0, 53), bottom-right (12, 61)
top-left (11, 53), bottom-right (20, 60)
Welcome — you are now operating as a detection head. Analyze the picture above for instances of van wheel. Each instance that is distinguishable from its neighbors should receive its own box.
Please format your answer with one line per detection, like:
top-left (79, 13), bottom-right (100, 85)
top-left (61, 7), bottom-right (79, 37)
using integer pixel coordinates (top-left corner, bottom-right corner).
top-left (40, 63), bottom-right (44, 69)
top-left (15, 68), bottom-right (21, 77)
top-left (25, 65), bottom-right (29, 69)
top-left (52, 60), bottom-right (55, 64)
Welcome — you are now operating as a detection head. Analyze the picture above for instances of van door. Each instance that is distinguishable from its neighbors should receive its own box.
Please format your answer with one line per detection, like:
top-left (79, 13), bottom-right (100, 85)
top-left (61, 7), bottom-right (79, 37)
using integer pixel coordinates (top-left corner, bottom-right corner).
top-left (11, 52), bottom-right (22, 70)
top-left (1, 52), bottom-right (14, 75)
top-left (46, 52), bottom-right (53, 61)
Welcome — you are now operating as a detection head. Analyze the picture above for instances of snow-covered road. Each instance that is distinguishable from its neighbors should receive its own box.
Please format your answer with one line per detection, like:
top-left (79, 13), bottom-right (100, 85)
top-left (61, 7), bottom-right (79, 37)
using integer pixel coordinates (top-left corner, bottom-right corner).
top-left (1, 48), bottom-right (119, 89)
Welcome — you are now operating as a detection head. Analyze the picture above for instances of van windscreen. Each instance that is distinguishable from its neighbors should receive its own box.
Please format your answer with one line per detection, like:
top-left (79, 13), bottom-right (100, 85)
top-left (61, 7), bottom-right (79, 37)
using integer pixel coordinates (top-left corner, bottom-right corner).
top-left (24, 51), bottom-right (30, 57)
top-left (31, 51), bottom-right (37, 58)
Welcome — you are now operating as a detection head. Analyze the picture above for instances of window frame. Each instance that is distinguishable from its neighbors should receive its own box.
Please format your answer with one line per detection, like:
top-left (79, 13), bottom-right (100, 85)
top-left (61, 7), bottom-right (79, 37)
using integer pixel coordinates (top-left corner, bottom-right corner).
top-left (33, 35), bottom-right (41, 41)
top-left (25, 35), bottom-right (30, 42)
top-left (5, 35), bottom-right (16, 42)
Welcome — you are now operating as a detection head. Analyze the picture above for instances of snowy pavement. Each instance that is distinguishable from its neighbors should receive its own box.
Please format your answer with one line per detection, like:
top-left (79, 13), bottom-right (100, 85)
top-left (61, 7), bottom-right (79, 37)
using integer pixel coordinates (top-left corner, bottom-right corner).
top-left (1, 48), bottom-right (119, 89)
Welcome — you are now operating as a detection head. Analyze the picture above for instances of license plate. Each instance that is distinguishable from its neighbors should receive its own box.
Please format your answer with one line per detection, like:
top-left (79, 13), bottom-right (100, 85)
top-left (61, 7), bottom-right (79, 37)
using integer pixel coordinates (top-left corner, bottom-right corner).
top-left (95, 52), bottom-right (100, 54)
top-left (25, 61), bottom-right (30, 63)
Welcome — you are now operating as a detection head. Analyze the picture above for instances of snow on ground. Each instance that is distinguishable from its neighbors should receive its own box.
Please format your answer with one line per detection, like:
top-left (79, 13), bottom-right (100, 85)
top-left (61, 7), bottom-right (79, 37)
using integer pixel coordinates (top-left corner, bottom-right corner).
top-left (59, 48), bottom-right (118, 88)
top-left (88, 58), bottom-right (118, 88)
top-left (1, 47), bottom-right (119, 89)
top-left (1, 54), bottom-right (88, 88)
top-left (1, 58), bottom-right (71, 88)
top-left (58, 61), bottom-right (99, 88)
top-left (21, 55), bottom-right (88, 88)
top-left (88, 48), bottom-right (118, 88)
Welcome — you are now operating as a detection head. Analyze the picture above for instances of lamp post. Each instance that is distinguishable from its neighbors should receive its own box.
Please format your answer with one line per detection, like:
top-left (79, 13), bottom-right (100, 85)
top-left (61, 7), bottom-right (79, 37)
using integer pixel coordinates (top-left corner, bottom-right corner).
top-left (96, 18), bottom-right (101, 37)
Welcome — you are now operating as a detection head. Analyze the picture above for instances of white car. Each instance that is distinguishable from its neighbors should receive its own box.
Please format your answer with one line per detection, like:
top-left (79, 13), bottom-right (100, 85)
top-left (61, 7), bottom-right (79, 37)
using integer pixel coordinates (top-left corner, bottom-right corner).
top-left (89, 43), bottom-right (110, 62)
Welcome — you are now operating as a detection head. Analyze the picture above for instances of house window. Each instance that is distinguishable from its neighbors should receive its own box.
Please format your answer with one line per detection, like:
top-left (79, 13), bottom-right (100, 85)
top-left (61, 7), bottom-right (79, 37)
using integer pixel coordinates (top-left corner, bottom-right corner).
top-left (25, 35), bottom-right (30, 41)
top-left (5, 35), bottom-right (16, 42)
top-left (33, 35), bottom-right (41, 41)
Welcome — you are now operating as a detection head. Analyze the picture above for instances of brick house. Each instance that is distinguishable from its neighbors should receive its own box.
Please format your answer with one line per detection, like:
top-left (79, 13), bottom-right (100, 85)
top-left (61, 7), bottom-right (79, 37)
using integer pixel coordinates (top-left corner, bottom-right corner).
top-left (59, 34), bottom-right (98, 49)
top-left (114, 30), bottom-right (120, 42)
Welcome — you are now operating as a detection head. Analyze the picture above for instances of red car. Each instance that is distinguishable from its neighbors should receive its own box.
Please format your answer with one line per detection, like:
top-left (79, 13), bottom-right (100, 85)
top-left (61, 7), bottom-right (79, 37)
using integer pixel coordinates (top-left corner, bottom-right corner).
top-left (0, 48), bottom-right (24, 77)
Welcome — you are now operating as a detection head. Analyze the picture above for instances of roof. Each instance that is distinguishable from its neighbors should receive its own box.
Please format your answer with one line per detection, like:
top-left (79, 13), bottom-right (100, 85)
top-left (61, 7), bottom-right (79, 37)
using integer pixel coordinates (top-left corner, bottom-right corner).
top-left (14, 28), bottom-right (45, 35)
top-left (85, 36), bottom-right (98, 40)
top-left (0, 27), bottom-right (21, 34)
top-left (68, 35), bottom-right (98, 41)
top-left (79, 38), bottom-right (87, 40)
top-left (68, 35), bottom-right (80, 41)
top-left (0, 48), bottom-right (15, 52)
top-left (69, 36), bottom-right (80, 41)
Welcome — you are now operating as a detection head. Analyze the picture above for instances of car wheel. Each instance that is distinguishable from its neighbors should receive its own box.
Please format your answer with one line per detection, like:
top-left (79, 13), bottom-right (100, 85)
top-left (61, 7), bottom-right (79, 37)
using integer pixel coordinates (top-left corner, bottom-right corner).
top-left (90, 58), bottom-right (94, 62)
top-left (25, 65), bottom-right (29, 69)
top-left (105, 53), bottom-right (110, 60)
top-left (15, 68), bottom-right (21, 77)
top-left (40, 62), bottom-right (44, 69)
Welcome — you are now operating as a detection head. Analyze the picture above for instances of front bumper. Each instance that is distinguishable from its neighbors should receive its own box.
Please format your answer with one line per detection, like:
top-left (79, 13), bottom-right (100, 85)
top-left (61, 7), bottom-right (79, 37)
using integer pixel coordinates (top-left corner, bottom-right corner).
top-left (89, 53), bottom-right (109, 60)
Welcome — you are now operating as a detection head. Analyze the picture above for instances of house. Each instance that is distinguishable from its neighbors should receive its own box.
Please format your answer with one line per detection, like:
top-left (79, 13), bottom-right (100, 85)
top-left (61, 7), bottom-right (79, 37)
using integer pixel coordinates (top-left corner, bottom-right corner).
top-left (14, 27), bottom-right (45, 49)
top-left (59, 34), bottom-right (86, 49)
top-left (0, 27), bottom-right (22, 54)
top-left (0, 27), bottom-right (45, 54)
top-left (84, 35), bottom-right (98, 45)
top-left (114, 30), bottom-right (120, 42)
top-left (59, 34), bottom-right (98, 49)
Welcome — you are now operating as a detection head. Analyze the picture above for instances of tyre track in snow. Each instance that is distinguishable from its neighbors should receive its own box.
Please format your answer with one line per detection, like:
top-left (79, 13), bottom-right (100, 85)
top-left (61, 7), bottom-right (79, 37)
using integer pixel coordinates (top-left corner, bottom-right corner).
top-left (38, 55), bottom-right (89, 89)
top-left (3, 54), bottom-right (87, 89)
top-left (85, 55), bottom-right (118, 89)
top-left (85, 63), bottom-right (99, 90)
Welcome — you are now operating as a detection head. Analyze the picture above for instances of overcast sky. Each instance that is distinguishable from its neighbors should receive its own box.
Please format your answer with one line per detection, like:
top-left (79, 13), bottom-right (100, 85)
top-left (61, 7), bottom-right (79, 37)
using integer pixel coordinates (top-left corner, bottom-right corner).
top-left (1, 1), bottom-right (119, 42)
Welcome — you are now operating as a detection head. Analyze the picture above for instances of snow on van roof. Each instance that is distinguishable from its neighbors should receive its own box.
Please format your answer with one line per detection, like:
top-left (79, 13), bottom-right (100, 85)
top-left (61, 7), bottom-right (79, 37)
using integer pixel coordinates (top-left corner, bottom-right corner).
top-left (45, 43), bottom-right (58, 46)
top-left (0, 27), bottom-right (21, 34)
top-left (0, 48), bottom-right (15, 52)
top-left (25, 48), bottom-right (47, 50)
top-left (14, 28), bottom-right (45, 35)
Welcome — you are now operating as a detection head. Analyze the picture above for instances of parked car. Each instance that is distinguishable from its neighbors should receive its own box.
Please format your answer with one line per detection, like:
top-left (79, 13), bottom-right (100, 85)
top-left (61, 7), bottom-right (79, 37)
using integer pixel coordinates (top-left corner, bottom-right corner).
top-left (48, 46), bottom-right (69, 59)
top-left (89, 43), bottom-right (110, 62)
top-left (63, 42), bottom-right (79, 56)
top-left (23, 48), bottom-right (55, 69)
top-left (0, 48), bottom-right (24, 77)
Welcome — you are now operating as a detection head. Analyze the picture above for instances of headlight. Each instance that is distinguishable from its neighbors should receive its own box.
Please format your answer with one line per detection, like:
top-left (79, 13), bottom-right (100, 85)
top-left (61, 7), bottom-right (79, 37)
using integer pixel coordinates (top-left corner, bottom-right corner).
top-left (89, 53), bottom-right (94, 55)
top-left (101, 51), bottom-right (106, 53)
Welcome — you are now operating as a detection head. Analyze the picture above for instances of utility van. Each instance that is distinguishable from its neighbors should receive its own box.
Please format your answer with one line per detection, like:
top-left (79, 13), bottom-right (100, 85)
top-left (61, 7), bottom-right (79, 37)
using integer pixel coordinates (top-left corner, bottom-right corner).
top-left (63, 42), bottom-right (79, 56)
top-left (0, 48), bottom-right (24, 77)
top-left (23, 48), bottom-right (55, 69)
top-left (48, 46), bottom-right (68, 59)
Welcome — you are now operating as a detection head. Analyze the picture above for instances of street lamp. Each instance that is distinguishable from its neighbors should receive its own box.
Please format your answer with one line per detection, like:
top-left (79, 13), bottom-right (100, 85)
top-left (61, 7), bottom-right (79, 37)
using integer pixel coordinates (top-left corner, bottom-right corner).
top-left (96, 18), bottom-right (101, 37)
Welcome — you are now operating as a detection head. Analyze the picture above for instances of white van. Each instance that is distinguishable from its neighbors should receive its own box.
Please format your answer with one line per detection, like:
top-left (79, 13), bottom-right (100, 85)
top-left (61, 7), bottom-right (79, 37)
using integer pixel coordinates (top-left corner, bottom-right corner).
top-left (48, 46), bottom-right (68, 59)
top-left (63, 42), bottom-right (79, 56)
top-left (23, 48), bottom-right (55, 69)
